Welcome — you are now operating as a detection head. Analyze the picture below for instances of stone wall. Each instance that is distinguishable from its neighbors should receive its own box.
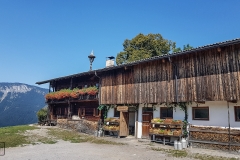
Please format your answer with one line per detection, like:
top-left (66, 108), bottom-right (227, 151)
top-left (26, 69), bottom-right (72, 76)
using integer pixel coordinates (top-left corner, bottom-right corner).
top-left (57, 119), bottom-right (98, 135)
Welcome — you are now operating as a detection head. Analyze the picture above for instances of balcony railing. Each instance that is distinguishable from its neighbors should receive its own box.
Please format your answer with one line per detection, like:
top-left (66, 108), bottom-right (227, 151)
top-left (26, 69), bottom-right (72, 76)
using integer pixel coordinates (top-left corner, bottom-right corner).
top-left (46, 93), bottom-right (99, 103)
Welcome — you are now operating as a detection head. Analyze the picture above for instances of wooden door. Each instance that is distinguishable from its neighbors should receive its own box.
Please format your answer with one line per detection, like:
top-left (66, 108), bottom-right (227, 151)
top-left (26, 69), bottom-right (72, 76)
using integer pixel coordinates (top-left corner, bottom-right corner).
top-left (119, 111), bottom-right (129, 137)
top-left (142, 112), bottom-right (153, 138)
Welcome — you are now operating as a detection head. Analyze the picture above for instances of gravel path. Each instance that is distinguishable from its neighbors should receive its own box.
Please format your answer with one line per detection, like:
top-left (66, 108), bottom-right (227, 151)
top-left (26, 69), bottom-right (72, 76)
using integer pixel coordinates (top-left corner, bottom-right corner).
top-left (2, 126), bottom-right (240, 160)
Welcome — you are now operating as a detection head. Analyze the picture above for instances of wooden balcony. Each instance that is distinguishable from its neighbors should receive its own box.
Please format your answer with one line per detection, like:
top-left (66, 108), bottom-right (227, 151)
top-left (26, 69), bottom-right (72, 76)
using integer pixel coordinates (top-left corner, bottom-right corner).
top-left (46, 94), bottom-right (99, 104)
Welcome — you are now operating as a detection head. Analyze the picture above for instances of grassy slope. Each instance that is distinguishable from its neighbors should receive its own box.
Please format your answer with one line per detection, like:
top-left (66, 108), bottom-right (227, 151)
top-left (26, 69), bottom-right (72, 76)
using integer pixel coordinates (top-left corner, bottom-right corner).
top-left (0, 125), bottom-right (38, 148)
top-left (0, 125), bottom-right (124, 148)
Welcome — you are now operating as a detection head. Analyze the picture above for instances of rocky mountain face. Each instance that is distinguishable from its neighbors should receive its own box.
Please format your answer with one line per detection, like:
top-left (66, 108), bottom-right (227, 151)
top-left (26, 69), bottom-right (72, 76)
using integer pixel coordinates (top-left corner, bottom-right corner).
top-left (0, 83), bottom-right (48, 127)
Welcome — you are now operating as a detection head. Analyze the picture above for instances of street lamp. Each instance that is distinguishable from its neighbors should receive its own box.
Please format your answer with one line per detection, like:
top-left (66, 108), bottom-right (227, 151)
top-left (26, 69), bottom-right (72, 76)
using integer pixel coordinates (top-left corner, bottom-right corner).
top-left (88, 50), bottom-right (96, 71)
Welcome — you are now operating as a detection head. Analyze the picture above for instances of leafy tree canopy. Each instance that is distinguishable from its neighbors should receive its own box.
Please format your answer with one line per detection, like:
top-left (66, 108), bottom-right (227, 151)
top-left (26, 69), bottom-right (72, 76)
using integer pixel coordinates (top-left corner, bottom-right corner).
top-left (173, 44), bottom-right (194, 53)
top-left (116, 33), bottom-right (177, 65)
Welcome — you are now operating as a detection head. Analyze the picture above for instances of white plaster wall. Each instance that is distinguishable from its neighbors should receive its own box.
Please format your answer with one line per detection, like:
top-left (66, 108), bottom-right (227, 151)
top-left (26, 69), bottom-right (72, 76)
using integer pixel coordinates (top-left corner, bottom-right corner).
top-left (188, 101), bottom-right (240, 129)
top-left (138, 104), bottom-right (143, 122)
top-left (137, 121), bottom-right (142, 138)
top-left (153, 106), bottom-right (160, 118)
top-left (153, 104), bottom-right (185, 121)
top-left (173, 106), bottom-right (185, 121)
top-left (137, 104), bottom-right (143, 138)
top-left (107, 108), bottom-right (114, 118)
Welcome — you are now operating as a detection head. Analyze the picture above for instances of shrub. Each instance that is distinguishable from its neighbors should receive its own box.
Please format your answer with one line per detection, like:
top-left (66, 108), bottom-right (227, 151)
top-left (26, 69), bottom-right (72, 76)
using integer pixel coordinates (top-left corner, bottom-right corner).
top-left (37, 108), bottom-right (48, 123)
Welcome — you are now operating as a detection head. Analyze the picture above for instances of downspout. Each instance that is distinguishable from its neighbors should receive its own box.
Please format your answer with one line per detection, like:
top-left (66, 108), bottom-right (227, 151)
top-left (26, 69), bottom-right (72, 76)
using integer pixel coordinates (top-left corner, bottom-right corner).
top-left (227, 101), bottom-right (231, 151)
top-left (168, 57), bottom-right (178, 103)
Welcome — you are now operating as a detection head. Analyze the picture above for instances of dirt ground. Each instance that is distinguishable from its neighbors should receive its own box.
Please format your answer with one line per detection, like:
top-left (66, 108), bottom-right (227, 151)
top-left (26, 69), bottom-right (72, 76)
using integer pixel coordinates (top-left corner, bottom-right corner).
top-left (2, 126), bottom-right (240, 160)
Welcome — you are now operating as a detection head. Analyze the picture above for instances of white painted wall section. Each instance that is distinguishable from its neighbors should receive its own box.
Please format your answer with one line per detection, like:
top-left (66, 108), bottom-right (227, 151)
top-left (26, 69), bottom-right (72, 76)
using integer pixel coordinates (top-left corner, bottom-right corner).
top-left (107, 108), bottom-right (114, 118)
top-left (137, 104), bottom-right (143, 138)
top-left (188, 101), bottom-right (240, 128)
top-left (173, 107), bottom-right (185, 121)
top-left (153, 104), bottom-right (185, 121)
top-left (153, 106), bottom-right (160, 118)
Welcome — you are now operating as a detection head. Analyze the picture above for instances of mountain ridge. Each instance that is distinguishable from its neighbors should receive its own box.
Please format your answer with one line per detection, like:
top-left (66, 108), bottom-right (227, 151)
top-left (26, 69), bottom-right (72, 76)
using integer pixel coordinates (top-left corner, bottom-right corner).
top-left (0, 82), bottom-right (48, 127)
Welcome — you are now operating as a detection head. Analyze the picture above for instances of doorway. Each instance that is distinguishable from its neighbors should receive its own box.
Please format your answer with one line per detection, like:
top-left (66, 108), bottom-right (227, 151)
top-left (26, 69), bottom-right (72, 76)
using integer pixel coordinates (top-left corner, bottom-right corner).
top-left (119, 111), bottom-right (129, 137)
top-left (142, 111), bottom-right (153, 138)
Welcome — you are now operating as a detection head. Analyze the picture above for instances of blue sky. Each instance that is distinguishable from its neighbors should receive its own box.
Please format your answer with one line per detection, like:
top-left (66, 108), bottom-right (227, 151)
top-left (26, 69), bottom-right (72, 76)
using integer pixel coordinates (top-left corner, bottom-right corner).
top-left (1, 0), bottom-right (240, 89)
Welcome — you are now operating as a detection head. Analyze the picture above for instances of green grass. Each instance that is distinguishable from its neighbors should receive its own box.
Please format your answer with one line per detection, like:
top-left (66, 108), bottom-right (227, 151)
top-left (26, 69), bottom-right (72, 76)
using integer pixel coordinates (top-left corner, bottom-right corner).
top-left (151, 147), bottom-right (238, 160)
top-left (0, 125), bottom-right (123, 148)
top-left (47, 128), bottom-right (125, 145)
top-left (0, 125), bottom-right (38, 148)
top-left (36, 137), bottom-right (57, 144)
top-left (151, 147), bottom-right (188, 158)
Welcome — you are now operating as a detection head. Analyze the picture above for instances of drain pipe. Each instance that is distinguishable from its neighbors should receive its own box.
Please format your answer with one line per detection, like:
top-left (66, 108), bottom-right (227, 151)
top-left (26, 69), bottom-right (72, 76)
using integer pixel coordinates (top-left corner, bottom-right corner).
top-left (227, 101), bottom-right (231, 151)
top-left (168, 57), bottom-right (178, 103)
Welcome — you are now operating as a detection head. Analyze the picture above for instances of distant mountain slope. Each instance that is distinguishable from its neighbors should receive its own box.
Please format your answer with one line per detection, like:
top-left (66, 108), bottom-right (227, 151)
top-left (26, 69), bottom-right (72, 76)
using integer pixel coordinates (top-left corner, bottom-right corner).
top-left (0, 82), bottom-right (48, 127)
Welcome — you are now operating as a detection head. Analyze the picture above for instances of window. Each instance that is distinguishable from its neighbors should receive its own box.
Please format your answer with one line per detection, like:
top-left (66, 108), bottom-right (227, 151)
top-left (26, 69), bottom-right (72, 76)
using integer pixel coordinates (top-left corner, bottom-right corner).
top-left (78, 108), bottom-right (85, 117)
top-left (93, 108), bottom-right (101, 117)
top-left (114, 108), bottom-right (120, 117)
top-left (143, 107), bottom-right (153, 112)
top-left (192, 107), bottom-right (209, 120)
top-left (160, 107), bottom-right (173, 119)
top-left (234, 106), bottom-right (240, 121)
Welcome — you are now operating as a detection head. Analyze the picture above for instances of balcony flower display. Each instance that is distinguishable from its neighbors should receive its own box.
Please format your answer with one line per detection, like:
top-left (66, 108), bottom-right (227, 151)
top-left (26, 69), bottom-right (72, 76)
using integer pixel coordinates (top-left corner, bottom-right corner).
top-left (70, 88), bottom-right (79, 99)
top-left (86, 86), bottom-right (98, 95)
top-left (78, 88), bottom-right (87, 95)
top-left (45, 92), bottom-right (56, 100)
top-left (45, 86), bottom-right (99, 101)
top-left (56, 89), bottom-right (71, 100)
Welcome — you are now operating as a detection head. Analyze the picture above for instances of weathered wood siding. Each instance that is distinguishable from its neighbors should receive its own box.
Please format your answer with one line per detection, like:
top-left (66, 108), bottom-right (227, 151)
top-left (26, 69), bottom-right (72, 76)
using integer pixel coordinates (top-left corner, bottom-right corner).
top-left (52, 75), bottom-right (99, 91)
top-left (101, 44), bottom-right (240, 104)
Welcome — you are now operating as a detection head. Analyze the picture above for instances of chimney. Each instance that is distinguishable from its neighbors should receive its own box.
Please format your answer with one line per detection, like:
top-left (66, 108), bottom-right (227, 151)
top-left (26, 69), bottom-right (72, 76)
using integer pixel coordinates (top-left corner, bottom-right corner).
top-left (106, 56), bottom-right (115, 67)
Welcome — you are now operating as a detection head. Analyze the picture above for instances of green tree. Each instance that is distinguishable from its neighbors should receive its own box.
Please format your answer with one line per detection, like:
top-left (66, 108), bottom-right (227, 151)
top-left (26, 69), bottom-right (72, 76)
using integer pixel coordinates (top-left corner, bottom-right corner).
top-left (37, 108), bottom-right (48, 123)
top-left (183, 44), bottom-right (194, 51)
top-left (116, 33), bottom-right (177, 65)
top-left (173, 44), bottom-right (194, 52)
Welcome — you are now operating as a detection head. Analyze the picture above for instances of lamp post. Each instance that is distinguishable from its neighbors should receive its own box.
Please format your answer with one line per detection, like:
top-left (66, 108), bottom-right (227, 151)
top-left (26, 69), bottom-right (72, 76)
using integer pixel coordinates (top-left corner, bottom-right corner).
top-left (88, 50), bottom-right (96, 71)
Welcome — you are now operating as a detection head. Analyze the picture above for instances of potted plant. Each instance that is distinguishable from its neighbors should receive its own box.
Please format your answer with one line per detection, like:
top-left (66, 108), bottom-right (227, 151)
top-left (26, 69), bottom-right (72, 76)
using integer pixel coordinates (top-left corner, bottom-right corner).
top-left (78, 88), bottom-right (87, 99)
top-left (70, 88), bottom-right (79, 99)
top-left (86, 86), bottom-right (98, 96)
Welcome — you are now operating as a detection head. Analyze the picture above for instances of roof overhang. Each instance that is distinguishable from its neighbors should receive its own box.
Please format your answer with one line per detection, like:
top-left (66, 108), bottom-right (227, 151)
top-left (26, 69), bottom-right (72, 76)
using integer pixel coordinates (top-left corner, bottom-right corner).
top-left (36, 38), bottom-right (240, 85)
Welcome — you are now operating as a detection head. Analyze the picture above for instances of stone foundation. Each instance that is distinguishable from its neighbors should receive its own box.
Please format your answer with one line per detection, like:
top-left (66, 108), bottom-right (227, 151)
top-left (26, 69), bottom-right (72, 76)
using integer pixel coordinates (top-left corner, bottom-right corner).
top-left (57, 119), bottom-right (98, 135)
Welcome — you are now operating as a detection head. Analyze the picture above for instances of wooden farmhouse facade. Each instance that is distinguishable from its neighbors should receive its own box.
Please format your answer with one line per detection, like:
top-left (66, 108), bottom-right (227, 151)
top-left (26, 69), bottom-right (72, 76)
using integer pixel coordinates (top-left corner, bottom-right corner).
top-left (37, 38), bottom-right (240, 149)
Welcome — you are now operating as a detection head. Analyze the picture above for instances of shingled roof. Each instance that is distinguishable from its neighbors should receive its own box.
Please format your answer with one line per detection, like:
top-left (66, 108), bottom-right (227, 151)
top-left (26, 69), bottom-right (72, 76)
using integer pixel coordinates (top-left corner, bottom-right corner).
top-left (36, 38), bottom-right (240, 85)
